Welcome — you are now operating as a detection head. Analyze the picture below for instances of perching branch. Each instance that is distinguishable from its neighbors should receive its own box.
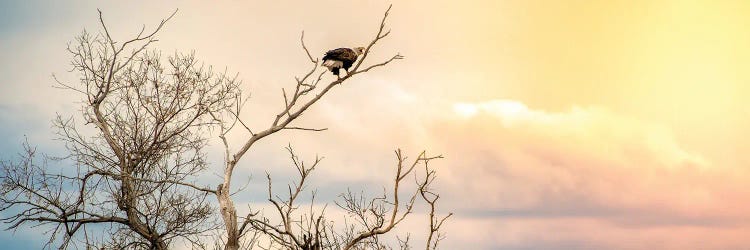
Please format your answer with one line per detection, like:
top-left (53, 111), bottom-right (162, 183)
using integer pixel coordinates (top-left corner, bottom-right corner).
top-left (213, 4), bottom-right (407, 250)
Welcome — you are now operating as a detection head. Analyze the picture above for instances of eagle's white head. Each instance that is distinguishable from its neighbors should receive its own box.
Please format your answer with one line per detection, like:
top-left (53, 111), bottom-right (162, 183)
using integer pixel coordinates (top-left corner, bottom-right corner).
top-left (353, 47), bottom-right (365, 55)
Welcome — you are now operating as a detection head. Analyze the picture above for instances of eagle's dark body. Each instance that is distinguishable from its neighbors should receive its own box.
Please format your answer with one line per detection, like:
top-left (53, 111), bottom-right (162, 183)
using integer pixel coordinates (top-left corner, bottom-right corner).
top-left (322, 47), bottom-right (363, 76)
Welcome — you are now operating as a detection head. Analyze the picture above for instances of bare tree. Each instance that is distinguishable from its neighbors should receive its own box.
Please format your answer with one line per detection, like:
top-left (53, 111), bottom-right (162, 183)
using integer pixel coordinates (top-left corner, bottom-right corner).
top-left (204, 5), bottom-right (436, 250)
top-left (1, 4), bottom-right (452, 250)
top-left (237, 147), bottom-right (450, 250)
top-left (1, 10), bottom-right (239, 249)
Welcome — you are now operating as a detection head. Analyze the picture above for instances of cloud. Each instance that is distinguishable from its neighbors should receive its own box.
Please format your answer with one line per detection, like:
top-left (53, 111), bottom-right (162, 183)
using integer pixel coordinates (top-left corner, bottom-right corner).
top-left (225, 85), bottom-right (750, 249)
top-left (233, 95), bottom-right (750, 249)
top-left (415, 99), bottom-right (750, 248)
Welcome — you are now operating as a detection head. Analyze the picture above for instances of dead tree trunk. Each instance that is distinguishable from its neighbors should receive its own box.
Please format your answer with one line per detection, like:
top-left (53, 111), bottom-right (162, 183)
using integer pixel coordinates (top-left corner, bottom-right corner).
top-left (218, 175), bottom-right (240, 250)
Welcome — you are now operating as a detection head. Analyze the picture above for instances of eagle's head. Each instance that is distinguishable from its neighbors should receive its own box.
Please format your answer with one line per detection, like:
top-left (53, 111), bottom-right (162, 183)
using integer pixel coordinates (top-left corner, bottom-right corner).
top-left (353, 47), bottom-right (365, 55)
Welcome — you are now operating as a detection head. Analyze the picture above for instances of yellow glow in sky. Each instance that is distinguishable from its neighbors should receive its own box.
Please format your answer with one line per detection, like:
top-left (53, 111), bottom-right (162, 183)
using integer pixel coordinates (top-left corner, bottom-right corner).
top-left (434, 0), bottom-right (750, 167)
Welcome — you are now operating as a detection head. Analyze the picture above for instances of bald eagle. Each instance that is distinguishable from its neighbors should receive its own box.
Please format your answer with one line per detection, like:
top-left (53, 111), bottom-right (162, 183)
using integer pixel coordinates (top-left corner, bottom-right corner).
top-left (322, 47), bottom-right (365, 76)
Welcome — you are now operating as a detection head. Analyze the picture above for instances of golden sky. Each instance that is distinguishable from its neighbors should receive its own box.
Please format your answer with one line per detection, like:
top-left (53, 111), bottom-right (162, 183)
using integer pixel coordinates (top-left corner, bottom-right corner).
top-left (2, 0), bottom-right (750, 249)
top-left (402, 0), bottom-right (750, 164)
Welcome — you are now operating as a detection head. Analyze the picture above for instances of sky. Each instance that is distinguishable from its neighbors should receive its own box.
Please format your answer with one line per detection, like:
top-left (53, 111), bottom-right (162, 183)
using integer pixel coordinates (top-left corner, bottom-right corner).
top-left (2, 0), bottom-right (750, 249)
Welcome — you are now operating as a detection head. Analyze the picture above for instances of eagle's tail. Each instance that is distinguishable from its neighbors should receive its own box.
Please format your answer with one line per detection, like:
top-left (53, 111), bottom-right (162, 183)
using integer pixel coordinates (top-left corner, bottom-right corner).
top-left (323, 60), bottom-right (343, 76)
top-left (322, 60), bottom-right (343, 68)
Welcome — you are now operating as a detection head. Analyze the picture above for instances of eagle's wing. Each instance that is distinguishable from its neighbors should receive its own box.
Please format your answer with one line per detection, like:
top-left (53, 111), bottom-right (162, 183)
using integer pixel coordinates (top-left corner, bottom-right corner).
top-left (323, 48), bottom-right (356, 62)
